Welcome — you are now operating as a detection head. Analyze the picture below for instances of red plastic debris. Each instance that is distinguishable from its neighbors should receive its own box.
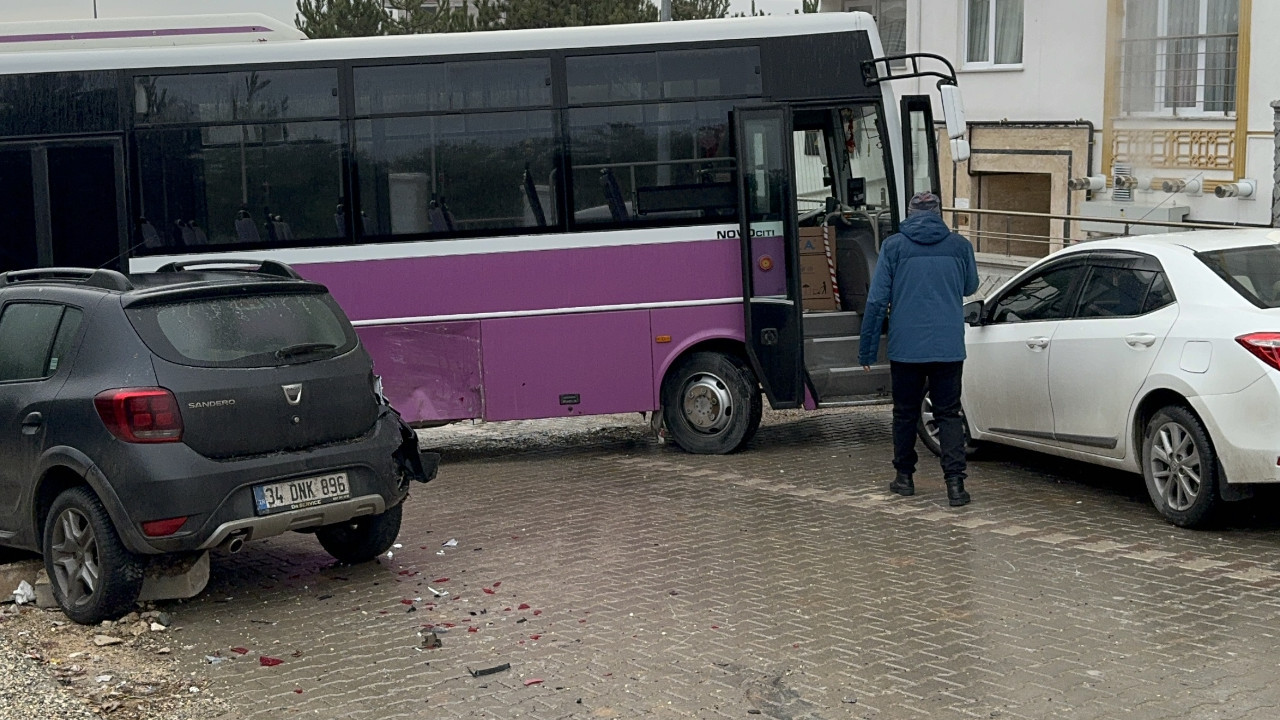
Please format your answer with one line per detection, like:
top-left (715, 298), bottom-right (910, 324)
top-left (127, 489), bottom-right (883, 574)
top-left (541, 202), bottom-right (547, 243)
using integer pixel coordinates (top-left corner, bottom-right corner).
top-left (793, 643), bottom-right (800, 649)
top-left (529, 634), bottom-right (541, 640)
top-left (441, 622), bottom-right (457, 628)
top-left (578, 619), bottom-right (586, 624)
top-left (523, 678), bottom-right (544, 686)
top-left (433, 577), bottom-right (449, 583)
top-left (532, 610), bottom-right (542, 616)
top-left (293, 688), bottom-right (303, 694)
top-left (230, 647), bottom-right (249, 655)
top-left (259, 656), bottom-right (283, 667)
top-left (711, 625), bottom-right (720, 630)
top-left (504, 607), bottom-right (513, 612)
top-left (518, 603), bottom-right (530, 610)
top-left (483, 587), bottom-right (495, 594)
top-left (467, 626), bottom-right (479, 633)
top-left (400, 599), bottom-right (414, 605)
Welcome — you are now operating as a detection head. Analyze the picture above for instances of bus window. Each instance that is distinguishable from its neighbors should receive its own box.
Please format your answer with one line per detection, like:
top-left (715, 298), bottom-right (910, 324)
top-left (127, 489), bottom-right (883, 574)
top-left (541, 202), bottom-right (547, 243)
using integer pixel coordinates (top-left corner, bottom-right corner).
top-left (354, 111), bottom-right (557, 237)
top-left (0, 72), bottom-right (120, 137)
top-left (567, 100), bottom-right (738, 226)
top-left (0, 150), bottom-right (36, 272)
top-left (354, 59), bottom-right (552, 115)
top-left (134, 69), bottom-right (339, 124)
top-left (134, 121), bottom-right (344, 251)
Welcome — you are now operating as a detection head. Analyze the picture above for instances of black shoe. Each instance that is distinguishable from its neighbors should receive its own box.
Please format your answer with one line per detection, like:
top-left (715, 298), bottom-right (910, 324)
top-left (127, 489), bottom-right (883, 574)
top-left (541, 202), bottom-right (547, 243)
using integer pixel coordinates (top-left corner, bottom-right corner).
top-left (946, 477), bottom-right (970, 507)
top-left (889, 472), bottom-right (914, 496)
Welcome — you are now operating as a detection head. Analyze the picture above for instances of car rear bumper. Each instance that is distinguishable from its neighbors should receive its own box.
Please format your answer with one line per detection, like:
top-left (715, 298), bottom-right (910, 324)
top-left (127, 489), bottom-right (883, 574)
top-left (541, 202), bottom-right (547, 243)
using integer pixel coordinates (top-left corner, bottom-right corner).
top-left (1191, 374), bottom-right (1280, 485)
top-left (95, 411), bottom-right (412, 555)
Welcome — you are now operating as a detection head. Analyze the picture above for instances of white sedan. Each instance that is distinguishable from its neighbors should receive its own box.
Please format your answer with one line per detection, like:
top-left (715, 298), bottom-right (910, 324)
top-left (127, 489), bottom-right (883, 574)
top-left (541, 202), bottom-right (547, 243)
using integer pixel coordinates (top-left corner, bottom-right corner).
top-left (921, 229), bottom-right (1280, 528)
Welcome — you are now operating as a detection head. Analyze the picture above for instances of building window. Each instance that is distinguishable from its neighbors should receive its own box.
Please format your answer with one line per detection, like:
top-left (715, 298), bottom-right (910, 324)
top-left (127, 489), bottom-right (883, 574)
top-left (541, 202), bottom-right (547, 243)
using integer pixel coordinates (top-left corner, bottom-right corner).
top-left (843, 0), bottom-right (906, 63)
top-left (965, 0), bottom-right (1024, 67)
top-left (1121, 0), bottom-right (1238, 116)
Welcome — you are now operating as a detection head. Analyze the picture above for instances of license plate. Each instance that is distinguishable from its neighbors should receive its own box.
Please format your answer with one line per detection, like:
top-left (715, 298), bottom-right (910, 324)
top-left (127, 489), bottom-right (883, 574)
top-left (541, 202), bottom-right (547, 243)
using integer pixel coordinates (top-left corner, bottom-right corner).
top-left (253, 472), bottom-right (350, 515)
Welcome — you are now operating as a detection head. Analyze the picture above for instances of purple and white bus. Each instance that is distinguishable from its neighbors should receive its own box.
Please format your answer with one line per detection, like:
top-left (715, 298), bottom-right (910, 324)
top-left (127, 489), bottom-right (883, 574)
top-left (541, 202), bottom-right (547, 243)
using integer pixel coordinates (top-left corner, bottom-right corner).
top-left (0, 12), bottom-right (969, 453)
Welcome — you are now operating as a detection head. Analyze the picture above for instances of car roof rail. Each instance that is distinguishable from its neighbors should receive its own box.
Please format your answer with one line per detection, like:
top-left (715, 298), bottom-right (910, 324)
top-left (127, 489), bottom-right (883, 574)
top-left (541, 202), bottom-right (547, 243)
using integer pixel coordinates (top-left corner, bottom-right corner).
top-left (151, 258), bottom-right (303, 280)
top-left (0, 267), bottom-right (134, 291)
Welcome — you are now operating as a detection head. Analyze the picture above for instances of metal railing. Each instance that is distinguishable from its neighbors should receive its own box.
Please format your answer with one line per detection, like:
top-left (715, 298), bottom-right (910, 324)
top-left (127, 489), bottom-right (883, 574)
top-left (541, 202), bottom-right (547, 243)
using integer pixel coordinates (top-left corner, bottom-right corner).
top-left (945, 206), bottom-right (1264, 259)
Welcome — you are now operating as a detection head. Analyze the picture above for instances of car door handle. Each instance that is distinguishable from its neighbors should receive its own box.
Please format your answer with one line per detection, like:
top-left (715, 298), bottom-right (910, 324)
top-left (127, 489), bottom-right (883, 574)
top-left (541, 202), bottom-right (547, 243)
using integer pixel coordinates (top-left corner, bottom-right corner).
top-left (1125, 333), bottom-right (1157, 348)
top-left (1025, 336), bottom-right (1050, 350)
top-left (21, 412), bottom-right (42, 435)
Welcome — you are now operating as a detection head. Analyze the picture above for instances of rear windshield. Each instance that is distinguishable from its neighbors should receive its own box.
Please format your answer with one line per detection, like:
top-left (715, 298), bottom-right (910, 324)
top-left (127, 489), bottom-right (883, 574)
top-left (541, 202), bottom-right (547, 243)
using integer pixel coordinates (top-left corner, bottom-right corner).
top-left (126, 292), bottom-right (358, 368)
top-left (1196, 244), bottom-right (1280, 309)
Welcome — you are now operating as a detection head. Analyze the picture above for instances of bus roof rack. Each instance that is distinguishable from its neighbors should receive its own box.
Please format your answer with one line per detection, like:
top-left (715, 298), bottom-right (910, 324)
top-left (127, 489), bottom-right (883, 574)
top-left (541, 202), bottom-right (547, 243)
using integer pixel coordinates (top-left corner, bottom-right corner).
top-left (152, 258), bottom-right (303, 280)
top-left (0, 267), bottom-right (134, 291)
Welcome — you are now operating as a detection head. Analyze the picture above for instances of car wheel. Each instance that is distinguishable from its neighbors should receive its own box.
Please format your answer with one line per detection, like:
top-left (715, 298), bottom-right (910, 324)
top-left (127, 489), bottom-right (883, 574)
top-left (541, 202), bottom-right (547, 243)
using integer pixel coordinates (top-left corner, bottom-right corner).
top-left (917, 390), bottom-right (979, 459)
top-left (661, 352), bottom-right (762, 455)
top-left (1142, 406), bottom-right (1218, 528)
top-left (316, 502), bottom-right (403, 564)
top-left (43, 487), bottom-right (145, 625)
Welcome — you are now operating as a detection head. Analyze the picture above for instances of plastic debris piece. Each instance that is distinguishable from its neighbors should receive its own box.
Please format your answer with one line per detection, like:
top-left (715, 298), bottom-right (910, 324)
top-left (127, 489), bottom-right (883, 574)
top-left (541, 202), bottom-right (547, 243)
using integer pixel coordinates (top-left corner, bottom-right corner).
top-left (529, 634), bottom-right (541, 640)
top-left (401, 599), bottom-right (414, 605)
top-left (492, 581), bottom-right (501, 587)
top-left (421, 631), bottom-right (442, 649)
top-left (294, 688), bottom-right (304, 694)
top-left (518, 603), bottom-right (530, 610)
top-left (533, 610), bottom-right (542, 616)
top-left (433, 578), bottom-right (449, 583)
top-left (259, 656), bottom-right (283, 667)
top-left (427, 586), bottom-right (449, 598)
top-left (523, 678), bottom-right (544, 687)
top-left (483, 587), bottom-right (495, 594)
top-left (11, 580), bottom-right (34, 605)
top-left (467, 626), bottom-right (478, 633)
top-left (230, 647), bottom-right (249, 655)
top-left (468, 662), bottom-right (511, 678)
top-left (205, 656), bottom-right (224, 665)
top-left (442, 539), bottom-right (458, 547)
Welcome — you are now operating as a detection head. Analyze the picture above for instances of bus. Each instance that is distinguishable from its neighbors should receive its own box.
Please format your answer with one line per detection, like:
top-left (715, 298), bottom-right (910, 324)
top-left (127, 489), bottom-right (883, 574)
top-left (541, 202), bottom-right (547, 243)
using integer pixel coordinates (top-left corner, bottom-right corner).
top-left (0, 12), bottom-right (969, 454)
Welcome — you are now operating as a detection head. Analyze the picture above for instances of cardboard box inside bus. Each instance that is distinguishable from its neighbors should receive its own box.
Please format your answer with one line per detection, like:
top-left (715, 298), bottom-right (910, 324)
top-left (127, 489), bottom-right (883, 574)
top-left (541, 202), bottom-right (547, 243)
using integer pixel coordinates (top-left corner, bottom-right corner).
top-left (799, 227), bottom-right (839, 312)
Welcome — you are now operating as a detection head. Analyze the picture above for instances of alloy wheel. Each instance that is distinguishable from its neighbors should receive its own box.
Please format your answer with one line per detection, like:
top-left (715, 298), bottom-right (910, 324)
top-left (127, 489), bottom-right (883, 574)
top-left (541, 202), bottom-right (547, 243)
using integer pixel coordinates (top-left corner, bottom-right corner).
top-left (1149, 420), bottom-right (1202, 512)
top-left (50, 508), bottom-right (100, 607)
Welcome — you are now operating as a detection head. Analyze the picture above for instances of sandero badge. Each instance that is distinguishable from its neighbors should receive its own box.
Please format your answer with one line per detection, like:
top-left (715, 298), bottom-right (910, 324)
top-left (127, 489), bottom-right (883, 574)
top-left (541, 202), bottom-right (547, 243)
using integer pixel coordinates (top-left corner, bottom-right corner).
top-left (282, 382), bottom-right (303, 405)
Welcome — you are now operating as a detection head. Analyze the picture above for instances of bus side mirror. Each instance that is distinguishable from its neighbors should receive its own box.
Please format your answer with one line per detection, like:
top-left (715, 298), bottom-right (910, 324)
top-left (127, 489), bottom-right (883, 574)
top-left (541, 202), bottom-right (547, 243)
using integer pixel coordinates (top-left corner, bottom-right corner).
top-left (963, 299), bottom-right (984, 326)
top-left (940, 84), bottom-right (969, 163)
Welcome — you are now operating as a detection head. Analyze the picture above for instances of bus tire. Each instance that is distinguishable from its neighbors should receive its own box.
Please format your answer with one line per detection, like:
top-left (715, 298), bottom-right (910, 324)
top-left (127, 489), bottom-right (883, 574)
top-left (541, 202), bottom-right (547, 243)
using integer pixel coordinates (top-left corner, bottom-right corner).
top-left (661, 352), bottom-right (761, 455)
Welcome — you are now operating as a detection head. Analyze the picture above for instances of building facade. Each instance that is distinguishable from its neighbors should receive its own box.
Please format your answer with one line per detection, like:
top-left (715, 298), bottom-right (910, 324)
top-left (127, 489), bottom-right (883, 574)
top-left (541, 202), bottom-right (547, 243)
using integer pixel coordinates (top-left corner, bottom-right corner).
top-left (821, 0), bottom-right (1274, 257)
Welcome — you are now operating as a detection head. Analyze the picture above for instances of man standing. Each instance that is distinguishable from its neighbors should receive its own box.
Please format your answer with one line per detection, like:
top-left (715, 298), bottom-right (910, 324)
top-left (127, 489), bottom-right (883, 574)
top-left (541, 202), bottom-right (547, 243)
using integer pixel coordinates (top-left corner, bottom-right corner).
top-left (858, 191), bottom-right (979, 506)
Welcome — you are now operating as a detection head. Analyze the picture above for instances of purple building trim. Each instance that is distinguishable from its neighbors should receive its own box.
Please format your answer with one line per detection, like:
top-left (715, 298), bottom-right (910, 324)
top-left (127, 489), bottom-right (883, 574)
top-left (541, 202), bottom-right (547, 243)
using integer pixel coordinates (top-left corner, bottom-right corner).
top-left (0, 26), bottom-right (275, 44)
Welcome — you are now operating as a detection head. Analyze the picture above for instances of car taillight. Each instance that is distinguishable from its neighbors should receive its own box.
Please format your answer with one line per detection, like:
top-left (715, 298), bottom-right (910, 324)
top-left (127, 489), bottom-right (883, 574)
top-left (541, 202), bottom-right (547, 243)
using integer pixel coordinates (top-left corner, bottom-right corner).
top-left (1236, 333), bottom-right (1280, 371)
top-left (94, 388), bottom-right (184, 443)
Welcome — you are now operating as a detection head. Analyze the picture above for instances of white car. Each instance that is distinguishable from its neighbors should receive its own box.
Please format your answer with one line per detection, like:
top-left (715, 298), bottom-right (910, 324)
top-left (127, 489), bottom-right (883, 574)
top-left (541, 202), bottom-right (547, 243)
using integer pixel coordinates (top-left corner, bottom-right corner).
top-left (920, 229), bottom-right (1280, 528)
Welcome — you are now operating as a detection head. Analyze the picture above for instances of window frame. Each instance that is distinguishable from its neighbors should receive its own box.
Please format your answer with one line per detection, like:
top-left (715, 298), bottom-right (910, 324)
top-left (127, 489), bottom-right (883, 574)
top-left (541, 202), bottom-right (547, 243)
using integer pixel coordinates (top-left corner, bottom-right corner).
top-left (986, 257), bottom-right (1088, 325)
top-left (1119, 0), bottom-right (1240, 118)
top-left (963, 0), bottom-right (1025, 71)
top-left (0, 301), bottom-right (81, 384)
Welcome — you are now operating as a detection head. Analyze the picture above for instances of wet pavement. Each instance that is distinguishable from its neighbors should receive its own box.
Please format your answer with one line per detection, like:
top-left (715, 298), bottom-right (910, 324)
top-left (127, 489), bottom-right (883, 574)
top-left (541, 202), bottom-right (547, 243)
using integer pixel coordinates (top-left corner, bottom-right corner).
top-left (173, 406), bottom-right (1280, 719)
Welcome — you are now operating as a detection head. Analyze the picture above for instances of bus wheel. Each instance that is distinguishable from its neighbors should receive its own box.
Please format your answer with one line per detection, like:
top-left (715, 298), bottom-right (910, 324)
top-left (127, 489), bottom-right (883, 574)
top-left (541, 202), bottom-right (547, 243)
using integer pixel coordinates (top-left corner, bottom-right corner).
top-left (661, 352), bottom-right (761, 455)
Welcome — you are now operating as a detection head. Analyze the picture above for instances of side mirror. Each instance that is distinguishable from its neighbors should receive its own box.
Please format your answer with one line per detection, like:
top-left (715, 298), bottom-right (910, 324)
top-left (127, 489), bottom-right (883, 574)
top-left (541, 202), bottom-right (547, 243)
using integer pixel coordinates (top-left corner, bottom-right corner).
top-left (963, 299), bottom-right (984, 326)
top-left (939, 84), bottom-right (967, 139)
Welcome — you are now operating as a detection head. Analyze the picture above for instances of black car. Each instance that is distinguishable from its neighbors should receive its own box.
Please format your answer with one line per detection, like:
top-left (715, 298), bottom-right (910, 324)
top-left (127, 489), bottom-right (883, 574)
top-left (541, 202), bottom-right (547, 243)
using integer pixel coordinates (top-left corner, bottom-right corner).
top-left (0, 261), bottom-right (437, 624)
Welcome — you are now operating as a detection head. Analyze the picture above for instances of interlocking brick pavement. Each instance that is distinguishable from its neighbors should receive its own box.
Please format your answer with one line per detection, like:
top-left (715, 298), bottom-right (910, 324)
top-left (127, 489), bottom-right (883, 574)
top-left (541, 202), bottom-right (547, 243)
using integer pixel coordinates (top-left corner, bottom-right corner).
top-left (170, 406), bottom-right (1280, 719)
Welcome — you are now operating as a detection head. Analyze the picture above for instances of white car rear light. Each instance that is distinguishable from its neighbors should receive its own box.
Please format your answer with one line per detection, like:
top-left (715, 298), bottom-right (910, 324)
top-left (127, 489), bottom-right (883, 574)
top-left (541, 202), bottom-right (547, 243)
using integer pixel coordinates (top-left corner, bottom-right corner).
top-left (1236, 333), bottom-right (1280, 371)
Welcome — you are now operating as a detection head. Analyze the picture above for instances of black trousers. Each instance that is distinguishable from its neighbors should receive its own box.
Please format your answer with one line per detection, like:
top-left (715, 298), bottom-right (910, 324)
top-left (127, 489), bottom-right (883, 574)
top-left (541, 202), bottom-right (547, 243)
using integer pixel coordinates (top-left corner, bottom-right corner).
top-left (890, 360), bottom-right (966, 481)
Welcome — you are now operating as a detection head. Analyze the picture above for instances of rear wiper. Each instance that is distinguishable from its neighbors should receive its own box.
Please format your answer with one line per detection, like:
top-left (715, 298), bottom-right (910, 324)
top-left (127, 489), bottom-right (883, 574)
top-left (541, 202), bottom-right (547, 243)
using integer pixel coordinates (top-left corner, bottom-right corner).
top-left (275, 342), bottom-right (337, 360)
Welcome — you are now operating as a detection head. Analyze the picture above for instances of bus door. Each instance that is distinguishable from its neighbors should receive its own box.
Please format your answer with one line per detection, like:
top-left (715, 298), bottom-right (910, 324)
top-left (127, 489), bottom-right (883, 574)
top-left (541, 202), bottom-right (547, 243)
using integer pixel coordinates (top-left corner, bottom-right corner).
top-left (900, 95), bottom-right (941, 198)
top-left (0, 140), bottom-right (126, 273)
top-left (734, 106), bottom-right (804, 408)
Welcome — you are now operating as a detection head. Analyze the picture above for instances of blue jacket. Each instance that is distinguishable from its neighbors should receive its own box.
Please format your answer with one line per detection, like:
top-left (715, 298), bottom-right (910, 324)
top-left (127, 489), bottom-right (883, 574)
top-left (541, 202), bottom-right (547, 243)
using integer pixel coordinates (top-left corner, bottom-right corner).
top-left (857, 212), bottom-right (980, 365)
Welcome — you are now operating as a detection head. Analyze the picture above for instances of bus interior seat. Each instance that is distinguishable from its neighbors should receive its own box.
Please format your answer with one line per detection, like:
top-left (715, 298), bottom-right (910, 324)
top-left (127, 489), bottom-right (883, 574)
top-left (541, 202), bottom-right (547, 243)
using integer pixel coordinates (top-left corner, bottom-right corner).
top-left (188, 222), bottom-right (208, 245)
top-left (234, 210), bottom-right (261, 243)
top-left (138, 218), bottom-right (162, 249)
top-left (273, 216), bottom-right (294, 242)
top-left (176, 220), bottom-right (196, 246)
top-left (523, 169), bottom-right (547, 227)
top-left (428, 202), bottom-right (450, 232)
top-left (600, 168), bottom-right (630, 222)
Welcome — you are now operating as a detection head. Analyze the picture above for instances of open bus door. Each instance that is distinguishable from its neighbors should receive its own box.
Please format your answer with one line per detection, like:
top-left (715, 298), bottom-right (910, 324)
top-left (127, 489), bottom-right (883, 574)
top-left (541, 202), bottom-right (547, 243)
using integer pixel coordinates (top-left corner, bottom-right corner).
top-left (733, 105), bottom-right (804, 409)
top-left (900, 95), bottom-right (941, 198)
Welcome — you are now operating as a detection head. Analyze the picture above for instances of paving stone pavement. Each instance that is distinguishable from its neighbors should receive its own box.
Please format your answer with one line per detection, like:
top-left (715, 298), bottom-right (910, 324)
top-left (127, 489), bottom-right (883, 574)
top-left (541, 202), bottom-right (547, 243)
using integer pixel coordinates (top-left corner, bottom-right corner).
top-left (172, 406), bottom-right (1280, 720)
